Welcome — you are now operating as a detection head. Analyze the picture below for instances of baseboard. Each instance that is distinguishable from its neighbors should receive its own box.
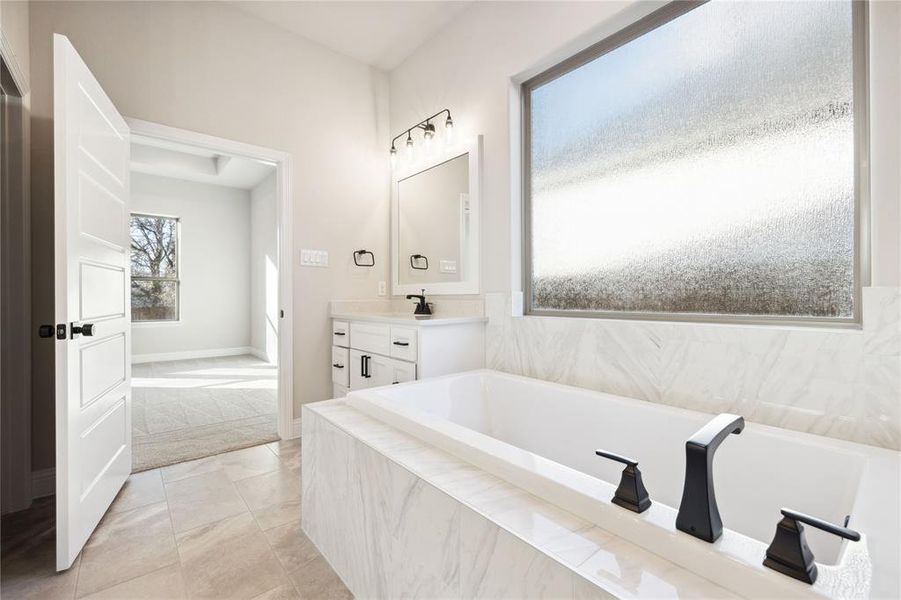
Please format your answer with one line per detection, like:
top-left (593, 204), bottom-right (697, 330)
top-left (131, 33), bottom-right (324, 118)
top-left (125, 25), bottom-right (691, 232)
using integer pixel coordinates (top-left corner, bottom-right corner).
top-left (132, 346), bottom-right (254, 364)
top-left (32, 468), bottom-right (55, 499)
top-left (249, 347), bottom-right (276, 363)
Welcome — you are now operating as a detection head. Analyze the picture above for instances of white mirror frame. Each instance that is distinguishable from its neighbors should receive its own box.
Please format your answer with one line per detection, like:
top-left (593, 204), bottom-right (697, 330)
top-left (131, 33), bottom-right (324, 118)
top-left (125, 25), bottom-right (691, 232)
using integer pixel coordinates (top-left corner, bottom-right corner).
top-left (391, 135), bottom-right (481, 296)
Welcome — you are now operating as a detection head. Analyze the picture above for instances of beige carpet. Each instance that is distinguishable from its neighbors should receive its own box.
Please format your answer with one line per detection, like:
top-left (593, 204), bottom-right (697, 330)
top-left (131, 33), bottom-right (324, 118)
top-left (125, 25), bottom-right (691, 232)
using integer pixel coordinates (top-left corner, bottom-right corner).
top-left (132, 354), bottom-right (279, 472)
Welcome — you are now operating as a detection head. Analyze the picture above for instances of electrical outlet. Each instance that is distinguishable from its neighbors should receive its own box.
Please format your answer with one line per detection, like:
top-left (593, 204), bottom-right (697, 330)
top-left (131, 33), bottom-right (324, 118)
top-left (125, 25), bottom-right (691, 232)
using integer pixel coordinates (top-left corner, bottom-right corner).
top-left (300, 249), bottom-right (329, 267)
top-left (378, 281), bottom-right (387, 296)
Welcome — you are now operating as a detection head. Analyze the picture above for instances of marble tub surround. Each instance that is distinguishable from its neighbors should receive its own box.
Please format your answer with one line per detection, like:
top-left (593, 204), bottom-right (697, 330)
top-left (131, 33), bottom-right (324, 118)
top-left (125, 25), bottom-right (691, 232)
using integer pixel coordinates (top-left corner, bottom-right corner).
top-left (485, 287), bottom-right (901, 450)
top-left (347, 371), bottom-right (898, 599)
top-left (330, 297), bottom-right (485, 319)
top-left (302, 400), bottom-right (739, 599)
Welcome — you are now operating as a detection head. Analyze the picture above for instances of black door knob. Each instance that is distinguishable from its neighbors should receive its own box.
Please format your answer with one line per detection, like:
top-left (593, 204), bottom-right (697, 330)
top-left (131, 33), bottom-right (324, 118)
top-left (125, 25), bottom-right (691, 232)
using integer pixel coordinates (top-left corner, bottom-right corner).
top-left (71, 323), bottom-right (95, 337)
top-left (38, 325), bottom-right (55, 338)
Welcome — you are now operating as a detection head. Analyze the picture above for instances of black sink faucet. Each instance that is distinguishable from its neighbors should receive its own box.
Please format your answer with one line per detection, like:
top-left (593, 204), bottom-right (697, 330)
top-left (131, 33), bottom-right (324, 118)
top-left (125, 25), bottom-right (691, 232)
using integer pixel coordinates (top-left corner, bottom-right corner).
top-left (675, 413), bottom-right (745, 542)
top-left (406, 289), bottom-right (432, 315)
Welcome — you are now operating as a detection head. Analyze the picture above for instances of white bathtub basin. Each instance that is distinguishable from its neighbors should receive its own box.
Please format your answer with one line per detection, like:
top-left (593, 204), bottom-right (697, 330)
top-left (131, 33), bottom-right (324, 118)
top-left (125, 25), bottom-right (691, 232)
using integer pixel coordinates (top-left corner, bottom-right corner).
top-left (347, 369), bottom-right (900, 599)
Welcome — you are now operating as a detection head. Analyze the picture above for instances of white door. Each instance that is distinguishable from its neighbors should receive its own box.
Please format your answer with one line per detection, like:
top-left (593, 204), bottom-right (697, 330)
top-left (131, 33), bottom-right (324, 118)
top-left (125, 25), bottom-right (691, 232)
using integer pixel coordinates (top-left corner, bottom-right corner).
top-left (53, 34), bottom-right (131, 571)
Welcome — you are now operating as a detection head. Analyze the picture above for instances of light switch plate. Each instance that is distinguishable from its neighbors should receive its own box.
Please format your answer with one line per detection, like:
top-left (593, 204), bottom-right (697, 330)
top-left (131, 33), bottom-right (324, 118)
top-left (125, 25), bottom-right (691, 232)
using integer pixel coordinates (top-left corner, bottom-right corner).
top-left (300, 249), bottom-right (329, 267)
top-left (439, 260), bottom-right (457, 273)
top-left (378, 281), bottom-right (387, 296)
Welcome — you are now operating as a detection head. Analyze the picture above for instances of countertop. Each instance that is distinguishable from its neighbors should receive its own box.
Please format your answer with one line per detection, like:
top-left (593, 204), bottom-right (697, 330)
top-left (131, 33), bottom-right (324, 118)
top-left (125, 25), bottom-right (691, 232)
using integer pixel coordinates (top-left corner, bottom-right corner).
top-left (330, 311), bottom-right (488, 327)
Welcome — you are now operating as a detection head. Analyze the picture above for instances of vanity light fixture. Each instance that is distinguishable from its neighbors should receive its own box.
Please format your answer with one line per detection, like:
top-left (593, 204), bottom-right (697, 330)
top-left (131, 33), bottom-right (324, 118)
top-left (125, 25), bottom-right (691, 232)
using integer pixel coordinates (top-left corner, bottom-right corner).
top-left (390, 108), bottom-right (454, 165)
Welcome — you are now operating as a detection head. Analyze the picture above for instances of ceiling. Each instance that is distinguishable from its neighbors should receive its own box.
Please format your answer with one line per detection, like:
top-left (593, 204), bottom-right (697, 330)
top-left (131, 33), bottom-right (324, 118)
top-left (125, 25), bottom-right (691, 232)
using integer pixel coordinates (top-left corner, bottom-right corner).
top-left (130, 135), bottom-right (275, 190)
top-left (228, 1), bottom-right (472, 71)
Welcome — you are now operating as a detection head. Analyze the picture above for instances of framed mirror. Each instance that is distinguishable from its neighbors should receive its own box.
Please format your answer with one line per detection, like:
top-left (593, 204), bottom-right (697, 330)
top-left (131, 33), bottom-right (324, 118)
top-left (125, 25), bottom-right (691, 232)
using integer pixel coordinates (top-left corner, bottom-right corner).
top-left (392, 135), bottom-right (481, 296)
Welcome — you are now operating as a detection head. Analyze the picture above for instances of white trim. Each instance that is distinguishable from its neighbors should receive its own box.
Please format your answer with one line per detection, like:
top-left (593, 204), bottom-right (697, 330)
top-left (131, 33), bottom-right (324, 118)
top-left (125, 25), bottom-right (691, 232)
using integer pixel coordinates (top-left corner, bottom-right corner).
top-left (124, 118), bottom-right (295, 440)
top-left (32, 468), bottom-right (55, 500)
top-left (131, 319), bottom-right (183, 328)
top-left (391, 135), bottom-right (482, 296)
top-left (0, 29), bottom-right (30, 95)
top-left (132, 346), bottom-right (254, 364)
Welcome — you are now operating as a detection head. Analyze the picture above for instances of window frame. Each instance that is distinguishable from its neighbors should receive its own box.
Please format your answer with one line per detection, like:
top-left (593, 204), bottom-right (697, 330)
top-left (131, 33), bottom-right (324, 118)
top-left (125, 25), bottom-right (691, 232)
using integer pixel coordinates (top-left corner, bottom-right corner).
top-left (521, 0), bottom-right (869, 328)
top-left (130, 211), bottom-right (181, 323)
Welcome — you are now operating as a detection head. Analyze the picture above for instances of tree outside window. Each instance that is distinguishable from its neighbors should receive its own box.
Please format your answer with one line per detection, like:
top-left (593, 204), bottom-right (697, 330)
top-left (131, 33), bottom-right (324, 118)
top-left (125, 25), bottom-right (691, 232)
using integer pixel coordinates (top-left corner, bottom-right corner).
top-left (130, 214), bottom-right (179, 321)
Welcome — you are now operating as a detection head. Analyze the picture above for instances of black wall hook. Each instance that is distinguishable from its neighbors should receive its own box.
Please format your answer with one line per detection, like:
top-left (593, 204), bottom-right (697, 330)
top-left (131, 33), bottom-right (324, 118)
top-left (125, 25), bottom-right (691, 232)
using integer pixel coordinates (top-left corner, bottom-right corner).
top-left (353, 249), bottom-right (375, 267)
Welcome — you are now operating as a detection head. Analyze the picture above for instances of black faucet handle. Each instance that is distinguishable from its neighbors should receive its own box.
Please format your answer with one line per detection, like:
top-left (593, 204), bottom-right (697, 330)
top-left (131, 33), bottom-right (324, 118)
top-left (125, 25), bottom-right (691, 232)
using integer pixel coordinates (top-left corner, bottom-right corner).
top-left (781, 509), bottom-right (860, 541)
top-left (763, 508), bottom-right (861, 584)
top-left (595, 449), bottom-right (651, 513)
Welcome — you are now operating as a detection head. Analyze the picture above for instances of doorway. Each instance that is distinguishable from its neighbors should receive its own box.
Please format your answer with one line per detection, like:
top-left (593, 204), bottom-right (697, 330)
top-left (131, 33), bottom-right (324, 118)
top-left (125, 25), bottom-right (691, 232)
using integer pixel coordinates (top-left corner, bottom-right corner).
top-left (125, 119), bottom-right (294, 471)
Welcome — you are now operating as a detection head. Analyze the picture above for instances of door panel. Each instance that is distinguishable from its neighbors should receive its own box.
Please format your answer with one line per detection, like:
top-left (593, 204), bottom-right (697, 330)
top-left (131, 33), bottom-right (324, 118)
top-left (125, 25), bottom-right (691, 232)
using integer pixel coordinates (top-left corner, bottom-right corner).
top-left (79, 262), bottom-right (126, 320)
top-left (54, 34), bottom-right (131, 571)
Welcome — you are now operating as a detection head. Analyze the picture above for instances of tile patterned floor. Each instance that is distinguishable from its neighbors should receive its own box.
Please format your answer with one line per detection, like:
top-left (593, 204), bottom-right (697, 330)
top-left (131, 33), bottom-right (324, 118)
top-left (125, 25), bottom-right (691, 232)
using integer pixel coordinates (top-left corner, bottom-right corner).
top-left (133, 355), bottom-right (279, 472)
top-left (0, 440), bottom-right (352, 600)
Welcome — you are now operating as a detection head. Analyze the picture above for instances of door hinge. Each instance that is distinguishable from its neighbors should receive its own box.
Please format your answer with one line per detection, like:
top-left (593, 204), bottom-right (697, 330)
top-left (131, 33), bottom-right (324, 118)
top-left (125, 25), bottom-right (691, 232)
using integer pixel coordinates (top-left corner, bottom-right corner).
top-left (280, 309), bottom-right (284, 318)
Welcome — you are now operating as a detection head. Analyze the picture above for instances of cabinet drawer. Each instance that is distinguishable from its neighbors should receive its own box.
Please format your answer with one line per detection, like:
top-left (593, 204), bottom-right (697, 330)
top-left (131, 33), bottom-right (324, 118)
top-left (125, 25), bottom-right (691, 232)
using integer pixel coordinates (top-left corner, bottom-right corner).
top-left (349, 322), bottom-right (390, 355)
top-left (389, 326), bottom-right (418, 361)
top-left (332, 320), bottom-right (349, 347)
top-left (331, 346), bottom-right (349, 387)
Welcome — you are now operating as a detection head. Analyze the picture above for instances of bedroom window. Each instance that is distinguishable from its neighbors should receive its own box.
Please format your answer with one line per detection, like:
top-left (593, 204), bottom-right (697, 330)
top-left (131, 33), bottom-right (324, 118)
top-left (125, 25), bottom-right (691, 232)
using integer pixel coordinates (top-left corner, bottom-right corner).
top-left (130, 213), bottom-right (180, 322)
top-left (522, 0), bottom-right (865, 325)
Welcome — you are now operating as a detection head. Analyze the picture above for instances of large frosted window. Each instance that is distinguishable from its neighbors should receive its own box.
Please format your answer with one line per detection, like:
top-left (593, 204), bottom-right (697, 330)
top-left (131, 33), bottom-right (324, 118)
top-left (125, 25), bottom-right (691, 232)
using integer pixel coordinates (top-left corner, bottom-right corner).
top-left (524, 1), bottom-right (860, 322)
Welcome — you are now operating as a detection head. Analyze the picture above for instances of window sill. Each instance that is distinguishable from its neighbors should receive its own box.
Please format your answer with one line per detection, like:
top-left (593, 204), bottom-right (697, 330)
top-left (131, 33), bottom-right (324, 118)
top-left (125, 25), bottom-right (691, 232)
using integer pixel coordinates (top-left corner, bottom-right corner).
top-left (132, 320), bottom-right (182, 328)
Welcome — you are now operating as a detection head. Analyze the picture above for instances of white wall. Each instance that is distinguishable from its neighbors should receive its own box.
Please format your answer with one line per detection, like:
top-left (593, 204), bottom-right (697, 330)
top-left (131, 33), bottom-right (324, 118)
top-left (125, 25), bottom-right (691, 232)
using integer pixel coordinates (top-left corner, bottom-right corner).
top-left (130, 173), bottom-right (251, 358)
top-left (29, 1), bottom-right (391, 468)
top-left (250, 172), bottom-right (279, 363)
top-left (389, 2), bottom-right (901, 449)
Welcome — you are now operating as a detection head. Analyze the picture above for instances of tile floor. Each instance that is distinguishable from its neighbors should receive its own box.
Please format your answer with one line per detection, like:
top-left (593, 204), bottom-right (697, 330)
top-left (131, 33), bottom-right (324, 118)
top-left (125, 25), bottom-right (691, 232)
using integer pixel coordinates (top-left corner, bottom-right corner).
top-left (133, 355), bottom-right (279, 472)
top-left (1, 440), bottom-right (352, 600)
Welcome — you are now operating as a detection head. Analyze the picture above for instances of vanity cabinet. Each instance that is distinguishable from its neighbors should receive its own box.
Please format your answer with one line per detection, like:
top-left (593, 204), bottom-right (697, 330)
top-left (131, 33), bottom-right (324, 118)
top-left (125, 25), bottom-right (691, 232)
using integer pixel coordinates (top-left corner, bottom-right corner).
top-left (331, 314), bottom-right (485, 398)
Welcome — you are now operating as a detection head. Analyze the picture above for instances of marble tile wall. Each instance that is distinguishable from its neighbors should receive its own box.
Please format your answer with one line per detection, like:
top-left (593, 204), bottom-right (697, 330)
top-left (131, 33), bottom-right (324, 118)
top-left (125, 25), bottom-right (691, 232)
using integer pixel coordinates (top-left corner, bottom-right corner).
top-left (485, 287), bottom-right (901, 450)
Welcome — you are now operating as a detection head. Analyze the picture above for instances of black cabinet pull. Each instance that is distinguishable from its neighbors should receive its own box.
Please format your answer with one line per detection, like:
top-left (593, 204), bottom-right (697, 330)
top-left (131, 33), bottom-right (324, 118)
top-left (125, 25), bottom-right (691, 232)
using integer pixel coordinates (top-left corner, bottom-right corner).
top-left (334, 331), bottom-right (346, 336)
top-left (393, 341), bottom-right (409, 347)
top-left (332, 363), bottom-right (344, 369)
top-left (360, 355), bottom-right (371, 378)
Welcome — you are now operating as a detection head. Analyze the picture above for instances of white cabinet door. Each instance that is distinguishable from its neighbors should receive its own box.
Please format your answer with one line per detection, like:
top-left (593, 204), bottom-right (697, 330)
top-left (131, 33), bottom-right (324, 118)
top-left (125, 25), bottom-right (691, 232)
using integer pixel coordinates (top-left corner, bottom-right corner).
top-left (391, 360), bottom-right (416, 385)
top-left (53, 35), bottom-right (131, 571)
top-left (349, 349), bottom-right (369, 390)
top-left (368, 354), bottom-right (396, 388)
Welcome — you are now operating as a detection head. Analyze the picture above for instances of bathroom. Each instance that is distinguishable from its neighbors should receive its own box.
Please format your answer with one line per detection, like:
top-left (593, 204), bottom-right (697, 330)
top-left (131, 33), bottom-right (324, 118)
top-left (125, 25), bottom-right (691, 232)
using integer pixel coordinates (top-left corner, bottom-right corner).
top-left (0, 1), bottom-right (898, 599)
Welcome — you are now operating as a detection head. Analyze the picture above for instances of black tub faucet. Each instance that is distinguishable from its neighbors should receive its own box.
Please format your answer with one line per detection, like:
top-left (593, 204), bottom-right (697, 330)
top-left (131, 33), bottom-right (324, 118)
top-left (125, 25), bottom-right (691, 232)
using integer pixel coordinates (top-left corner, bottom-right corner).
top-left (406, 289), bottom-right (432, 316)
top-left (675, 413), bottom-right (744, 542)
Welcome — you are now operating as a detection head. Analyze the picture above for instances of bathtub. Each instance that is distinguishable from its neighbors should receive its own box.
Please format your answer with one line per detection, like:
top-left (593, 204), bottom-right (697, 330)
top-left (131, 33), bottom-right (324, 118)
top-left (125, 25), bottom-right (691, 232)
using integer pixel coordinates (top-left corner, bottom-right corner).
top-left (347, 370), bottom-right (900, 599)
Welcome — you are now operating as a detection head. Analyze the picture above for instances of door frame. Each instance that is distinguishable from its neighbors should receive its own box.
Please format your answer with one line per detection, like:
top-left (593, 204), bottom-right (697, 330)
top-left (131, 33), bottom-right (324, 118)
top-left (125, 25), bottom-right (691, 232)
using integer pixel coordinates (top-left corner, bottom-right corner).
top-left (124, 118), bottom-right (296, 439)
top-left (0, 29), bottom-right (32, 514)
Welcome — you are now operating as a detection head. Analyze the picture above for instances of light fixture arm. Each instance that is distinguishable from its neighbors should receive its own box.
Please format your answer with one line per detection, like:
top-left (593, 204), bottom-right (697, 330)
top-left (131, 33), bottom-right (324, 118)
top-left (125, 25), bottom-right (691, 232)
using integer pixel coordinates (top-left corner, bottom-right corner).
top-left (390, 108), bottom-right (452, 150)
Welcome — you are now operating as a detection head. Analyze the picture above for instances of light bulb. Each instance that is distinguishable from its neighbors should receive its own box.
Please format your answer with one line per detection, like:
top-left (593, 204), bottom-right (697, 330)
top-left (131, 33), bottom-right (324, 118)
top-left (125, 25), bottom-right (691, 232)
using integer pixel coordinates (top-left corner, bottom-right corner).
top-left (423, 122), bottom-right (435, 144)
top-left (390, 146), bottom-right (397, 168)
